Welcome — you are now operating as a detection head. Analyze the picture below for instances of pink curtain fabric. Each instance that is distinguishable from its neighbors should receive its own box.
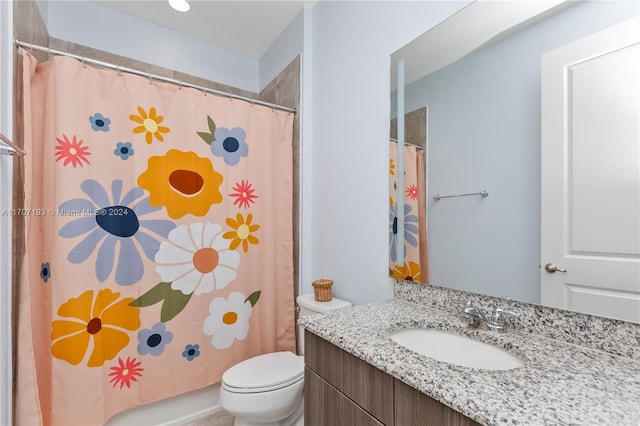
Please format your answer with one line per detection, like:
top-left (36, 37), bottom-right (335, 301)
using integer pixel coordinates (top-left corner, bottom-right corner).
top-left (389, 141), bottom-right (427, 282)
top-left (17, 52), bottom-right (295, 425)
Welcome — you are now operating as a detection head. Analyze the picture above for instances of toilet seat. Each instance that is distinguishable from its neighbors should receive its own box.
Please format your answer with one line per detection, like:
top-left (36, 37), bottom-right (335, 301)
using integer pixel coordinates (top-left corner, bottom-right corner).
top-left (221, 351), bottom-right (304, 394)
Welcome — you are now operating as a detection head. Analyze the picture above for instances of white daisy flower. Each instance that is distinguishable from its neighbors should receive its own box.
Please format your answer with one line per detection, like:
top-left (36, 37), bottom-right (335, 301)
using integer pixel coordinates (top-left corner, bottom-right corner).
top-left (203, 292), bottom-right (253, 349)
top-left (155, 222), bottom-right (240, 295)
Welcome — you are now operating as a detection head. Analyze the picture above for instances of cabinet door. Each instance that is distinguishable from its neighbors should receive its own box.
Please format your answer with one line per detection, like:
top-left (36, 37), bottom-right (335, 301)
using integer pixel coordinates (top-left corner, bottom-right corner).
top-left (304, 330), bottom-right (345, 389)
top-left (305, 330), bottom-right (394, 425)
top-left (394, 380), bottom-right (481, 426)
top-left (305, 367), bottom-right (384, 426)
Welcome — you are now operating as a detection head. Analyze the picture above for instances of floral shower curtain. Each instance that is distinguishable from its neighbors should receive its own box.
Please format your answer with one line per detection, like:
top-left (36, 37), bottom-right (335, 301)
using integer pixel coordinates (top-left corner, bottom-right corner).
top-left (16, 52), bottom-right (295, 425)
top-left (389, 140), bottom-right (428, 282)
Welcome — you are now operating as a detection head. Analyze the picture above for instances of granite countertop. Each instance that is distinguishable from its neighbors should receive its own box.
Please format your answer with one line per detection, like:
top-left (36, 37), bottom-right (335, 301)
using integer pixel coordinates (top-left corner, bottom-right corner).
top-left (298, 299), bottom-right (640, 426)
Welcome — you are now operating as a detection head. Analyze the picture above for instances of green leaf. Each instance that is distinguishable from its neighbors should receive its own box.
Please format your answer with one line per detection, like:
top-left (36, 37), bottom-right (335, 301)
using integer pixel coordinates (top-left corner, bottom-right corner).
top-left (197, 131), bottom-right (215, 145)
top-left (129, 282), bottom-right (174, 307)
top-left (160, 291), bottom-right (192, 322)
top-left (129, 282), bottom-right (192, 322)
top-left (197, 116), bottom-right (217, 145)
top-left (245, 291), bottom-right (261, 307)
top-left (207, 115), bottom-right (216, 134)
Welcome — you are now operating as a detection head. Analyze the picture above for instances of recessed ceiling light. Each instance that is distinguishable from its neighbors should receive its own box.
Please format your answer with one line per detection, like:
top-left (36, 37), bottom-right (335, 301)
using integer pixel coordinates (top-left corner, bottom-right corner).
top-left (168, 0), bottom-right (190, 12)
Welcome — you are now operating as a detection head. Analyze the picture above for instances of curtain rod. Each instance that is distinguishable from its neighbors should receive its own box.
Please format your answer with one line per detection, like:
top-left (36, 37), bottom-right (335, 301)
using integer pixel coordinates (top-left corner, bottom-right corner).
top-left (390, 138), bottom-right (424, 150)
top-left (0, 132), bottom-right (26, 156)
top-left (15, 39), bottom-right (297, 115)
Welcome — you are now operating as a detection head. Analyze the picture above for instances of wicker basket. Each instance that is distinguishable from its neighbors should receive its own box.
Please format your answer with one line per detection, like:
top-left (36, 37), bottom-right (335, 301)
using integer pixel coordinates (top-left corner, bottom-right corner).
top-left (312, 279), bottom-right (333, 302)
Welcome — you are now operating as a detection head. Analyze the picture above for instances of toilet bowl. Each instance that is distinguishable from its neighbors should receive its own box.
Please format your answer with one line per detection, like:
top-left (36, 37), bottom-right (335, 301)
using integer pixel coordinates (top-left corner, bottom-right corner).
top-left (218, 294), bottom-right (352, 426)
top-left (219, 351), bottom-right (304, 426)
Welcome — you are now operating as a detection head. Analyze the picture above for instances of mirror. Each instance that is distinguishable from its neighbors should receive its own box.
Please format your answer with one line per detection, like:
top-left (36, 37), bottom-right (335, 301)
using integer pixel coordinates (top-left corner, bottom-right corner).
top-left (390, 0), bottom-right (640, 321)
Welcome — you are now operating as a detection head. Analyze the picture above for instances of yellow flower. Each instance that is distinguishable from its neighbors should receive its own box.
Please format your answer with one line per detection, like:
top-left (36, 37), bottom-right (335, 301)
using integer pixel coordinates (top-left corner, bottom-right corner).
top-left (130, 106), bottom-right (170, 144)
top-left (51, 289), bottom-right (140, 367)
top-left (137, 149), bottom-right (223, 219)
top-left (390, 261), bottom-right (421, 282)
top-left (223, 213), bottom-right (260, 253)
top-left (390, 158), bottom-right (396, 176)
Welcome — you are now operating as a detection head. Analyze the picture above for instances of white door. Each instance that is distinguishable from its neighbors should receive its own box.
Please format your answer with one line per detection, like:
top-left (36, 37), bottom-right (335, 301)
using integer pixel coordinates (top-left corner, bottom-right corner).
top-left (541, 17), bottom-right (640, 323)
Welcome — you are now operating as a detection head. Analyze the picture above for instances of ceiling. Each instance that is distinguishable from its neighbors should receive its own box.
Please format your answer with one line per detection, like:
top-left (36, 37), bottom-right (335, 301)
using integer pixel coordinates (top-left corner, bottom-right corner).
top-left (96, 0), bottom-right (314, 59)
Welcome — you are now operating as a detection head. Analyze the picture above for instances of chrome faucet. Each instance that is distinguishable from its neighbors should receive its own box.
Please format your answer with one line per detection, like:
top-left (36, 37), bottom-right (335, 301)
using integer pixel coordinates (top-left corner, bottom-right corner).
top-left (460, 301), bottom-right (520, 332)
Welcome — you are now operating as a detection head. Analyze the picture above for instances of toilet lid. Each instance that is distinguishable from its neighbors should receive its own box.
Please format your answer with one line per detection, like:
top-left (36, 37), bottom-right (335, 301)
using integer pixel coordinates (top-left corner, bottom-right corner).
top-left (222, 351), bottom-right (304, 393)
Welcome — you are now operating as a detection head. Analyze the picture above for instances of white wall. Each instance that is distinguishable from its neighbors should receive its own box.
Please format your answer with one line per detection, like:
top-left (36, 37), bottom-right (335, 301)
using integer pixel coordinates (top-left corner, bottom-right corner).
top-left (302, 1), bottom-right (469, 305)
top-left (259, 8), bottom-right (304, 91)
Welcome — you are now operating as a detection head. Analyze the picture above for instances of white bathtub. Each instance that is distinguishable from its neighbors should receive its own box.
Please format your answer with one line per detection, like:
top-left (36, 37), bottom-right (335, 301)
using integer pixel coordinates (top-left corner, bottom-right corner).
top-left (105, 383), bottom-right (222, 426)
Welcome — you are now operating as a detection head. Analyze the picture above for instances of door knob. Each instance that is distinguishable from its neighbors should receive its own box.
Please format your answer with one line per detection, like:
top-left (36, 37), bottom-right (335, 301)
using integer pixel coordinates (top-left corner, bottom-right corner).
top-left (544, 263), bottom-right (567, 273)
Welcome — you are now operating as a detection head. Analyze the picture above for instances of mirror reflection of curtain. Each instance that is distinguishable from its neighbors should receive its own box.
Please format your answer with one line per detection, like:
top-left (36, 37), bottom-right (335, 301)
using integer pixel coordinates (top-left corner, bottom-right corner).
top-left (389, 140), bottom-right (428, 282)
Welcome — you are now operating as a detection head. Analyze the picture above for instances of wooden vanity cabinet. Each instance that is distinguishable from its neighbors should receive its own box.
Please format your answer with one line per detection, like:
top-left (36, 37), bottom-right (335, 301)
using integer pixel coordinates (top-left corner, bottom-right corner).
top-left (304, 331), bottom-right (393, 425)
top-left (394, 380), bottom-right (481, 426)
top-left (304, 330), bottom-right (481, 426)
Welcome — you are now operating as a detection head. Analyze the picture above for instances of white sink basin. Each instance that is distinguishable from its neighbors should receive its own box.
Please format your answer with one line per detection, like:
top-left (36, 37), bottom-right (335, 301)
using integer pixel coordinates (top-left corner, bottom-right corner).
top-left (389, 328), bottom-right (524, 370)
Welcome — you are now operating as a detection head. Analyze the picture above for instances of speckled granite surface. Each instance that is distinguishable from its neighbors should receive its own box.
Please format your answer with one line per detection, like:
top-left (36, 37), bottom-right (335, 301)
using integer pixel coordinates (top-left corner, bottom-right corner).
top-left (394, 281), bottom-right (640, 360)
top-left (299, 298), bottom-right (640, 425)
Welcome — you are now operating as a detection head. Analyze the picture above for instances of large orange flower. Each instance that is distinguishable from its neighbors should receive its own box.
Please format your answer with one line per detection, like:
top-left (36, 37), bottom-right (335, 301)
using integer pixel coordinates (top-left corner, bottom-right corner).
top-left (51, 289), bottom-right (140, 367)
top-left (137, 149), bottom-right (223, 219)
top-left (130, 106), bottom-right (170, 144)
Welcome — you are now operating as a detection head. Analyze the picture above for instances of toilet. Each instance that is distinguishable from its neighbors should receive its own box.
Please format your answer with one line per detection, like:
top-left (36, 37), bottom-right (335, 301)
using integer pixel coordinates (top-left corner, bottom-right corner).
top-left (218, 293), bottom-right (352, 426)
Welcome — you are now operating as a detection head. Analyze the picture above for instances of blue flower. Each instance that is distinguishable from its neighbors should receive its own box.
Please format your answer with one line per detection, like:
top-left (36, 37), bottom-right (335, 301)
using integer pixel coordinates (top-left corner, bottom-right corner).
top-left (40, 262), bottom-right (51, 283)
top-left (182, 344), bottom-right (200, 361)
top-left (211, 127), bottom-right (248, 166)
top-left (89, 113), bottom-right (111, 132)
top-left (114, 142), bottom-right (134, 160)
top-left (389, 203), bottom-right (419, 262)
top-left (138, 322), bottom-right (173, 356)
top-left (58, 179), bottom-right (176, 286)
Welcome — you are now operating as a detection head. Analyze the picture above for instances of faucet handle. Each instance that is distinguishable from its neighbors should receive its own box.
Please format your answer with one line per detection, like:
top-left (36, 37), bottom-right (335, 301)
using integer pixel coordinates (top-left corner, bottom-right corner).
top-left (490, 304), bottom-right (520, 329)
top-left (494, 305), bottom-right (520, 318)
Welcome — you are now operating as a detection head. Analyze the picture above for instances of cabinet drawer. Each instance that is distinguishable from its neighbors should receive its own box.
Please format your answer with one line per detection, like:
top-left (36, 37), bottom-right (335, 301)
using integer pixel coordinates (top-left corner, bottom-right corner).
top-left (305, 367), bottom-right (383, 426)
top-left (305, 330), bottom-right (394, 425)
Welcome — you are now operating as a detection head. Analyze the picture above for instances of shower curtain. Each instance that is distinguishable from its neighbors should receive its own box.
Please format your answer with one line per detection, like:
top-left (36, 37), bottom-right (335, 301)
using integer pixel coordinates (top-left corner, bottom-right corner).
top-left (389, 140), bottom-right (428, 282)
top-left (16, 51), bottom-right (295, 425)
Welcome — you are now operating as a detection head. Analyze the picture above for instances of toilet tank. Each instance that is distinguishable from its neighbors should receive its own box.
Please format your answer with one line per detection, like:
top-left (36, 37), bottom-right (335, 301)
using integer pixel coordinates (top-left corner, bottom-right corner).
top-left (296, 293), bottom-right (352, 355)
